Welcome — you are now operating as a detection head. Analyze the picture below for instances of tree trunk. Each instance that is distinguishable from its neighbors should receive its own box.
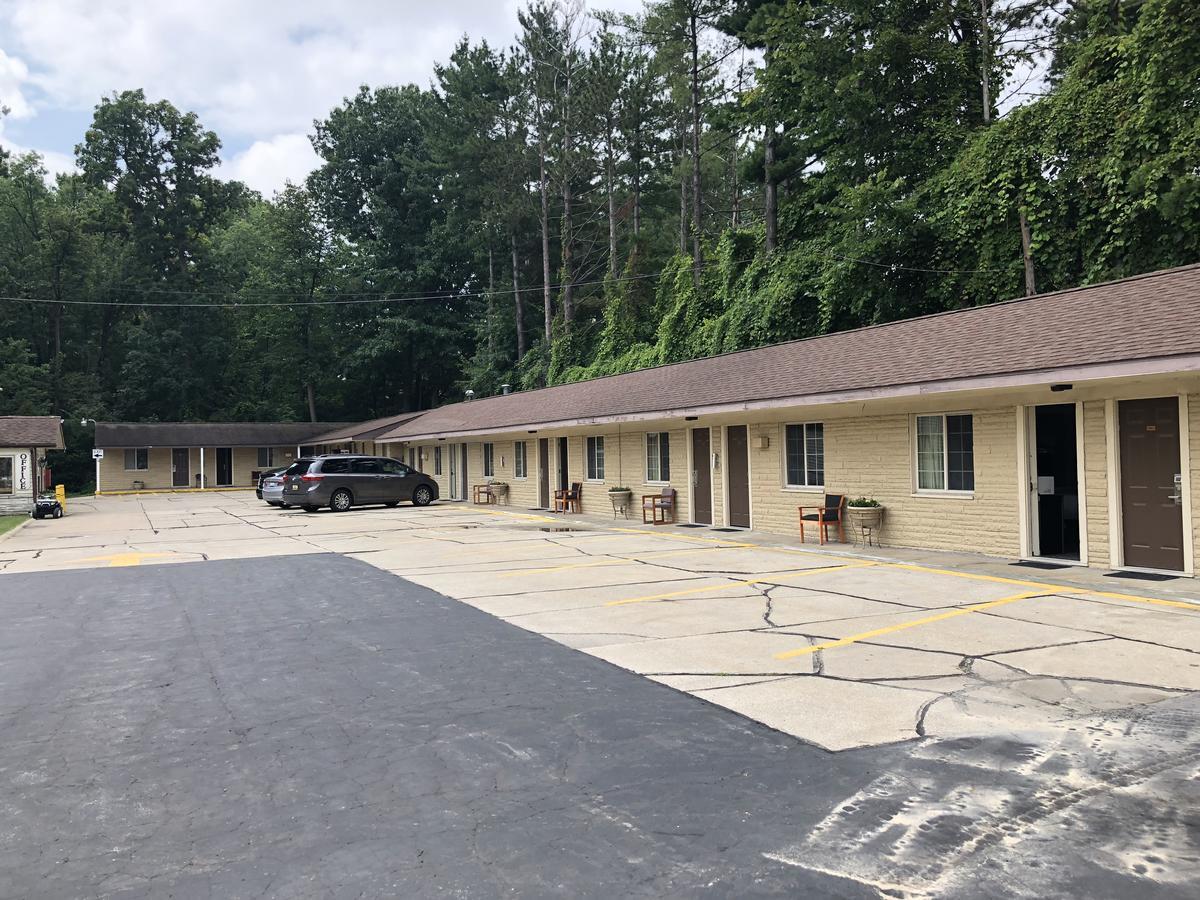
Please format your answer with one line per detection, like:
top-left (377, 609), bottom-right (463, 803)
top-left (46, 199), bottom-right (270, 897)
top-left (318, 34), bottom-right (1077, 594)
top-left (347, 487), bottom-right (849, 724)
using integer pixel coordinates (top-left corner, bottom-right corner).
top-left (560, 81), bottom-right (575, 328)
top-left (689, 12), bottom-right (703, 282)
top-left (764, 126), bottom-right (778, 253)
top-left (486, 240), bottom-right (496, 356)
top-left (538, 134), bottom-right (552, 342)
top-left (511, 230), bottom-right (526, 358)
top-left (679, 174), bottom-right (688, 254)
top-left (1019, 208), bottom-right (1036, 296)
top-left (979, 0), bottom-right (992, 125)
top-left (632, 117), bottom-right (642, 239)
top-left (605, 121), bottom-right (618, 279)
top-left (305, 382), bottom-right (317, 422)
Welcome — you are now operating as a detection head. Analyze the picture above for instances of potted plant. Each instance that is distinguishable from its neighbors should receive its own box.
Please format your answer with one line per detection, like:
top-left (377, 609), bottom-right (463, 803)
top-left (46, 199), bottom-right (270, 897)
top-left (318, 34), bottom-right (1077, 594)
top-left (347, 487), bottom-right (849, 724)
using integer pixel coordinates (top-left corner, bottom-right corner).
top-left (846, 497), bottom-right (884, 531)
top-left (608, 485), bottom-right (633, 516)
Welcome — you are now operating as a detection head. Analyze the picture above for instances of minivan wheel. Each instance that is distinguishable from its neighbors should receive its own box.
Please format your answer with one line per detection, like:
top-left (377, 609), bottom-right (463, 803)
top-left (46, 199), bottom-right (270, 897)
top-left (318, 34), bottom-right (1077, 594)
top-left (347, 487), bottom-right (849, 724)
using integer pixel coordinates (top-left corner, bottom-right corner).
top-left (412, 485), bottom-right (433, 507)
top-left (330, 489), bottom-right (353, 512)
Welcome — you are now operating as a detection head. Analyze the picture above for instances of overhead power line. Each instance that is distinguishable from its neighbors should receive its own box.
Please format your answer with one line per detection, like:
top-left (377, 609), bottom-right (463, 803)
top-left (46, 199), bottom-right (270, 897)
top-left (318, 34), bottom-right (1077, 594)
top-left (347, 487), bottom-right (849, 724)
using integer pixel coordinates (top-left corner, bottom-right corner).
top-left (0, 253), bottom-right (1013, 310)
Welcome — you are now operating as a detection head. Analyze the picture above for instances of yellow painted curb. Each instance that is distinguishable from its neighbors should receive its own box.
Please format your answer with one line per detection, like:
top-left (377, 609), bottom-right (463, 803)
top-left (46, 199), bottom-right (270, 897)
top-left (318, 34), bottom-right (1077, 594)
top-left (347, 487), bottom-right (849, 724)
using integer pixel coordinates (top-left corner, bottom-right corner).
top-left (96, 487), bottom-right (257, 497)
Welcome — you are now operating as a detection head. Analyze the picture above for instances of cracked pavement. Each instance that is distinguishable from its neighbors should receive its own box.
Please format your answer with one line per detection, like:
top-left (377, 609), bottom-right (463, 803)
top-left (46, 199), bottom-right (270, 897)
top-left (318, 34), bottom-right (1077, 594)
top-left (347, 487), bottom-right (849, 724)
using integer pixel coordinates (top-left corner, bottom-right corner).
top-left (1, 492), bottom-right (1198, 896)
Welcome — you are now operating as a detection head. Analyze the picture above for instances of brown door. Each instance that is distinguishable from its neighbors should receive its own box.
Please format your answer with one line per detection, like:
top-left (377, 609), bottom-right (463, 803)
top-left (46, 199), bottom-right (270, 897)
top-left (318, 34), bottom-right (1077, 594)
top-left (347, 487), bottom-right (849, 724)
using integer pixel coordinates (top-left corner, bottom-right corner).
top-left (538, 438), bottom-right (550, 508)
top-left (215, 448), bottom-right (233, 486)
top-left (172, 448), bottom-right (190, 488)
top-left (1119, 397), bottom-right (1185, 571)
top-left (691, 428), bottom-right (712, 525)
top-left (726, 425), bottom-right (751, 528)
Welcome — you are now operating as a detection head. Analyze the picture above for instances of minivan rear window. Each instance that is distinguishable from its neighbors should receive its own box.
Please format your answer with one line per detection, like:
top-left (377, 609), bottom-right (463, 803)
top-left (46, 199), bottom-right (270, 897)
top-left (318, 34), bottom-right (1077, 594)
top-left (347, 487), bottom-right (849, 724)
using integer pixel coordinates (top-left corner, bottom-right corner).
top-left (282, 460), bottom-right (312, 477)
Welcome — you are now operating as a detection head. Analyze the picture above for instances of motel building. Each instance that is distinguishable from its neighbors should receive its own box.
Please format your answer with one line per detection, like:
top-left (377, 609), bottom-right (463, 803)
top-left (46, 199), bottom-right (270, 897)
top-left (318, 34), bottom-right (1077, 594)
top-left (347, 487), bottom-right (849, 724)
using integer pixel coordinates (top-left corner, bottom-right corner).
top-left (373, 264), bottom-right (1200, 577)
top-left (91, 422), bottom-right (354, 492)
top-left (0, 416), bottom-right (65, 514)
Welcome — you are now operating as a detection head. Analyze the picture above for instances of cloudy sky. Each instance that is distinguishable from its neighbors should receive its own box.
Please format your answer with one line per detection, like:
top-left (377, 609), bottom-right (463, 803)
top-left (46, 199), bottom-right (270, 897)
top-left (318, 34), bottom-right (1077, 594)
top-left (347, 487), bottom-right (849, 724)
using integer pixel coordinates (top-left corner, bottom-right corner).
top-left (0, 0), bottom-right (644, 195)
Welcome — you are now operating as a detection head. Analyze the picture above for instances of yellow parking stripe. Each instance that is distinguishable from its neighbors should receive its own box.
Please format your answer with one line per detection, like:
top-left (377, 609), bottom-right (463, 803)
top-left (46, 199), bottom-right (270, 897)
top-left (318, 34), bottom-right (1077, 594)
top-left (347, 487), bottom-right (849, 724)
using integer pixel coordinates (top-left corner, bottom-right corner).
top-left (606, 562), bottom-right (879, 607)
top-left (1087, 590), bottom-right (1200, 612)
top-left (773, 589), bottom-right (1066, 659)
top-left (887, 562), bottom-right (1200, 612)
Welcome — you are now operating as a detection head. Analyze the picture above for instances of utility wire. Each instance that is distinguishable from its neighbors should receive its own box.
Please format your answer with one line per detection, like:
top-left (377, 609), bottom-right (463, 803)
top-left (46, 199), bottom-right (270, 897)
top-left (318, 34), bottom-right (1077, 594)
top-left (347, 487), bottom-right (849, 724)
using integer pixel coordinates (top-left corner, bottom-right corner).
top-left (0, 252), bottom-right (1014, 310)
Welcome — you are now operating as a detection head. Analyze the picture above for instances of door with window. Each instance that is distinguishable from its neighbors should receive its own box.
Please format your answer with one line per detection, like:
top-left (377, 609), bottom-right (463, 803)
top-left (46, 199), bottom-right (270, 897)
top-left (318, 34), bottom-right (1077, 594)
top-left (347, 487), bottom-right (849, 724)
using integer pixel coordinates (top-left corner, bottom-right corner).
top-left (1026, 404), bottom-right (1081, 560)
top-left (172, 448), bottom-right (190, 488)
top-left (691, 428), bottom-right (712, 525)
top-left (350, 457), bottom-right (384, 503)
top-left (726, 425), bottom-right (751, 528)
top-left (1119, 397), bottom-right (1185, 571)
top-left (378, 458), bottom-right (415, 501)
top-left (215, 448), bottom-right (233, 486)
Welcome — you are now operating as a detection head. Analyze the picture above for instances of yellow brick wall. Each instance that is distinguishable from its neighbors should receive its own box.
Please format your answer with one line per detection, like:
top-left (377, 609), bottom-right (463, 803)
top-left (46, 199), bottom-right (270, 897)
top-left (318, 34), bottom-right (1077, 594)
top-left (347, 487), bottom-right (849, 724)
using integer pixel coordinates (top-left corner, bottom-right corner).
top-left (1081, 401), bottom-right (1110, 568)
top-left (738, 409), bottom-right (1020, 557)
top-left (98, 445), bottom-right (297, 491)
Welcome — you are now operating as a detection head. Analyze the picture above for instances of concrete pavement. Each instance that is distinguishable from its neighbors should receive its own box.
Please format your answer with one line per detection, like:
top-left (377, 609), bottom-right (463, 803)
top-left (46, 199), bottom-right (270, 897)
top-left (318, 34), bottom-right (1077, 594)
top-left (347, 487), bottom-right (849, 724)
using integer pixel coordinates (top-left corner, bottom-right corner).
top-left (1, 554), bottom-right (1197, 898)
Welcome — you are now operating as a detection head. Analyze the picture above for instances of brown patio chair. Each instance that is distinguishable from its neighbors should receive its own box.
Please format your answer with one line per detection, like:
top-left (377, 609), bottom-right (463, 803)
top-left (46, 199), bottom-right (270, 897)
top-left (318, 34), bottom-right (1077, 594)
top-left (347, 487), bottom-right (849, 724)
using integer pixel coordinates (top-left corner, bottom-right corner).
top-left (554, 482), bottom-right (582, 514)
top-left (798, 493), bottom-right (846, 545)
top-left (642, 486), bottom-right (677, 525)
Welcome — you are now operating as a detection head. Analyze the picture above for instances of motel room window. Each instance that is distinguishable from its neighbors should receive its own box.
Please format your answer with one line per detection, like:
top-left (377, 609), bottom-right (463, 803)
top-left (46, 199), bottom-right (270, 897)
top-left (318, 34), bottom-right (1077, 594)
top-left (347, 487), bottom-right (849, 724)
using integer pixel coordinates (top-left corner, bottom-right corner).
top-left (916, 414), bottom-right (974, 492)
top-left (257, 447), bottom-right (274, 467)
top-left (434, 446), bottom-right (443, 475)
top-left (586, 436), bottom-right (605, 481)
top-left (784, 423), bottom-right (824, 488)
top-left (514, 441), bottom-right (528, 479)
top-left (0, 457), bottom-right (12, 494)
top-left (483, 442), bottom-right (495, 477)
top-left (124, 448), bottom-right (149, 471)
top-left (645, 432), bottom-right (670, 483)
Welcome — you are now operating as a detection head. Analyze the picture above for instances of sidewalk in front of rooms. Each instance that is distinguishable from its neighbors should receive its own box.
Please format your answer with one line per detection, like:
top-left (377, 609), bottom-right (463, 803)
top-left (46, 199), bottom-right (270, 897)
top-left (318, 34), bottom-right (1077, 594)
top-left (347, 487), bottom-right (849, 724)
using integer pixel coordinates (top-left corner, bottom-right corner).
top-left (456, 497), bottom-right (1200, 607)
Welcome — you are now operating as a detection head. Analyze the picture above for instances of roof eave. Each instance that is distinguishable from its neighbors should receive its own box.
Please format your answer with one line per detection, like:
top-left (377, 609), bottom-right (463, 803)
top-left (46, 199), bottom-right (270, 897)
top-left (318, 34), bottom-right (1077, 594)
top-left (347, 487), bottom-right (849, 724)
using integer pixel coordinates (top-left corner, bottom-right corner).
top-left (379, 352), bottom-right (1200, 442)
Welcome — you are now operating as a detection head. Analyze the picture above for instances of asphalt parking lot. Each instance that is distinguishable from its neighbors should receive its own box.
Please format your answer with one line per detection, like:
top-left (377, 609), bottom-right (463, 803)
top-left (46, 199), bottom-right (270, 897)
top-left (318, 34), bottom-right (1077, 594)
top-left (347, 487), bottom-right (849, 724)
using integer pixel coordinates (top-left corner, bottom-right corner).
top-left (1, 491), bottom-right (1198, 897)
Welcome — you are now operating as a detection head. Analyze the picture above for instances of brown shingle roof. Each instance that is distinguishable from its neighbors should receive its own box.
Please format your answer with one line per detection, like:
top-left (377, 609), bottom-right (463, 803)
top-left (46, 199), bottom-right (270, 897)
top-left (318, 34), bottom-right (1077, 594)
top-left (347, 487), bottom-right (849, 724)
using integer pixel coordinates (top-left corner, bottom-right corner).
top-left (0, 416), bottom-right (65, 449)
top-left (94, 422), bottom-right (354, 449)
top-left (304, 413), bottom-right (424, 445)
top-left (381, 263), bottom-right (1200, 440)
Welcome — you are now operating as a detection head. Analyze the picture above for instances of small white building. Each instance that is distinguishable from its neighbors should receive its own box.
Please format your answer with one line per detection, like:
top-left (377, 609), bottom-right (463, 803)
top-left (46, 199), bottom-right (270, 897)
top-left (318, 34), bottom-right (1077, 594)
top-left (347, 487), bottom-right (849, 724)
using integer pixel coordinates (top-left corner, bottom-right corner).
top-left (0, 416), bottom-right (65, 515)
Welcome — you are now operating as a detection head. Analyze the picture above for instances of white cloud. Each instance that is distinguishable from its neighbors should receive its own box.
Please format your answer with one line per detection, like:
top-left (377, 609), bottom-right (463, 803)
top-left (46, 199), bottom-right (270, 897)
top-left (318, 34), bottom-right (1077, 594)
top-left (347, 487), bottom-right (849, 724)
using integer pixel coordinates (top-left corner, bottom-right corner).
top-left (218, 133), bottom-right (321, 197)
top-left (0, 48), bottom-right (33, 118)
top-left (0, 0), bottom-right (645, 194)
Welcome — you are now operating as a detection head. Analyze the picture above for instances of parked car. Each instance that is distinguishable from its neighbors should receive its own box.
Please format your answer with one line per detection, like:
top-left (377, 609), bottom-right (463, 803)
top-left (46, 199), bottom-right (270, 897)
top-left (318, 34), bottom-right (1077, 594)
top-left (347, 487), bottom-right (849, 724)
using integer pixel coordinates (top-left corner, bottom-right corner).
top-left (260, 472), bottom-right (291, 508)
top-left (256, 466), bottom-right (288, 500)
top-left (281, 455), bottom-right (439, 512)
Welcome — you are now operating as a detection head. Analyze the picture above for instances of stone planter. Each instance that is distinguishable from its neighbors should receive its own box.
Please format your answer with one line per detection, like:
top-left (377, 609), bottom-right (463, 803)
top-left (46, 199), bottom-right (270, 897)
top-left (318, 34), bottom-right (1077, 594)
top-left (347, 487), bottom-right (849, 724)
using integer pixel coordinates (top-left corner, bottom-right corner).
top-left (608, 489), bottom-right (633, 518)
top-left (846, 505), bottom-right (884, 529)
top-left (846, 505), bottom-right (884, 545)
top-left (489, 482), bottom-right (509, 504)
